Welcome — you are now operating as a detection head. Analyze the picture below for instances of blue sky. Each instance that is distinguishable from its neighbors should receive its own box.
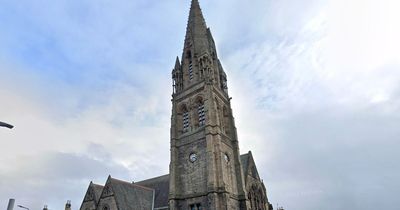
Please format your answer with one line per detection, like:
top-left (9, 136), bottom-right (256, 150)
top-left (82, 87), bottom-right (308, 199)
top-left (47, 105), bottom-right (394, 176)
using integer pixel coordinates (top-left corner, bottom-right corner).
top-left (1, 0), bottom-right (400, 209)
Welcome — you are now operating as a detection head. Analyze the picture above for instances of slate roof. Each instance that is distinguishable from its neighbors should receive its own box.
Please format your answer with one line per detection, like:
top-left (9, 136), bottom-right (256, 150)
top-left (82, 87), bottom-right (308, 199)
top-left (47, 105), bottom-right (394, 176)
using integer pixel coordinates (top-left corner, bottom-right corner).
top-left (91, 183), bottom-right (104, 204)
top-left (131, 153), bottom-right (251, 209)
top-left (108, 177), bottom-right (154, 210)
top-left (84, 153), bottom-right (252, 210)
top-left (136, 174), bottom-right (170, 209)
top-left (240, 153), bottom-right (250, 177)
top-left (240, 151), bottom-right (261, 183)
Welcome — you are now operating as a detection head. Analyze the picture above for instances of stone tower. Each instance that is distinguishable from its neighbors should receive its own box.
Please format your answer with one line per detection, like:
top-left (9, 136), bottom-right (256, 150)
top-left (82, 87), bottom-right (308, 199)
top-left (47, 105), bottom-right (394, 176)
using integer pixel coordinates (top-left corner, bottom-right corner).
top-left (169, 0), bottom-right (250, 209)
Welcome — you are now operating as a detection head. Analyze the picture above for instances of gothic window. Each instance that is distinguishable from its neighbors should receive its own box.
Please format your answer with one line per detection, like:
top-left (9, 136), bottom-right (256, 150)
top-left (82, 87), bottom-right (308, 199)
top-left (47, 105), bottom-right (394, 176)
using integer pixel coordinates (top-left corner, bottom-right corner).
top-left (249, 184), bottom-right (266, 210)
top-left (198, 103), bottom-right (205, 126)
top-left (189, 61), bottom-right (194, 81)
top-left (189, 203), bottom-right (202, 210)
top-left (183, 110), bottom-right (190, 132)
top-left (180, 104), bottom-right (190, 133)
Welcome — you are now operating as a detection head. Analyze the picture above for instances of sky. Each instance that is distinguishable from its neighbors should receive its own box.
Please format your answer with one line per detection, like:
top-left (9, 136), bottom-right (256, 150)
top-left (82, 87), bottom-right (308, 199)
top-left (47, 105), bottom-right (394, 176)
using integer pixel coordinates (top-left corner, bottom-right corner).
top-left (0, 0), bottom-right (399, 209)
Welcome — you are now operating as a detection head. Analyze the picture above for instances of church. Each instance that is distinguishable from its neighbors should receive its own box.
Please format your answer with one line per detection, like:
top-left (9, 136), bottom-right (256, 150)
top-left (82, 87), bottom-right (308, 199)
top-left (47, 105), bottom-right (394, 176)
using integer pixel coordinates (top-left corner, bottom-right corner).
top-left (79, 1), bottom-right (273, 210)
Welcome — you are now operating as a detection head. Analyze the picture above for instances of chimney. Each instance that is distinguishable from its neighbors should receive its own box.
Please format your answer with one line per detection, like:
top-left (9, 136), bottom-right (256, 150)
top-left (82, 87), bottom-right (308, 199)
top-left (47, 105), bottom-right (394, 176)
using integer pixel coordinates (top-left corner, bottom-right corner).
top-left (7, 199), bottom-right (15, 210)
top-left (65, 200), bottom-right (71, 210)
top-left (43, 205), bottom-right (48, 210)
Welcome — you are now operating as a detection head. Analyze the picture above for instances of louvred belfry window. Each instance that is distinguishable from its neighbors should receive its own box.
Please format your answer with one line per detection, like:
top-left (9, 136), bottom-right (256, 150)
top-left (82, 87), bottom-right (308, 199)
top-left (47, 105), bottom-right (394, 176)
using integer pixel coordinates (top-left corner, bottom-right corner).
top-left (189, 203), bottom-right (202, 210)
top-left (189, 61), bottom-right (193, 81)
top-left (183, 111), bottom-right (190, 132)
top-left (198, 104), bottom-right (205, 126)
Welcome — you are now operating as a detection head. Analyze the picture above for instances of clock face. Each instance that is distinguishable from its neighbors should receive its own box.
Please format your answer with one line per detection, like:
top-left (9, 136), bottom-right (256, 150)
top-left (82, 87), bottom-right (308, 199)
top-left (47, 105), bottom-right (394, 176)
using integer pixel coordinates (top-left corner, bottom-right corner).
top-left (189, 153), bottom-right (197, 163)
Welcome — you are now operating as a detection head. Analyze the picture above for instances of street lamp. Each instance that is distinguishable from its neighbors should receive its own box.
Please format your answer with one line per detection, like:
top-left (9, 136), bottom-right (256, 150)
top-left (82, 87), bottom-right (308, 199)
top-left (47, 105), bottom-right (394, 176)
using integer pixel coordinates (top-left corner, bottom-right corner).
top-left (0, 121), bottom-right (14, 129)
top-left (17, 205), bottom-right (29, 210)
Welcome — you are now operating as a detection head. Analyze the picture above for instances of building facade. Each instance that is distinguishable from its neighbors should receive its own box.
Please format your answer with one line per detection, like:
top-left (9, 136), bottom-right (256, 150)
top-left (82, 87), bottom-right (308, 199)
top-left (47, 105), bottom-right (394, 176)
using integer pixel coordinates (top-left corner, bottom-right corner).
top-left (80, 1), bottom-right (272, 210)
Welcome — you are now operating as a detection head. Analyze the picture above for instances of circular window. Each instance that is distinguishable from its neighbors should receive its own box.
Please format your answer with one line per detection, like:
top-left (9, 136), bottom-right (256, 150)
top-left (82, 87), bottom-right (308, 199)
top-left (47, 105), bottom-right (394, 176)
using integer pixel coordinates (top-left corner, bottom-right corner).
top-left (189, 153), bottom-right (198, 163)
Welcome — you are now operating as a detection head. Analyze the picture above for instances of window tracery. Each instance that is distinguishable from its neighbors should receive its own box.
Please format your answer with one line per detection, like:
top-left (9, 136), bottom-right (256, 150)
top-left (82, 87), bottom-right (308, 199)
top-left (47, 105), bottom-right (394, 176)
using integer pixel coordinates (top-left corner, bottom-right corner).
top-left (189, 61), bottom-right (194, 81)
top-left (198, 103), bottom-right (205, 126)
top-left (195, 97), bottom-right (205, 127)
top-left (189, 203), bottom-right (202, 210)
top-left (183, 110), bottom-right (190, 132)
top-left (248, 184), bottom-right (266, 210)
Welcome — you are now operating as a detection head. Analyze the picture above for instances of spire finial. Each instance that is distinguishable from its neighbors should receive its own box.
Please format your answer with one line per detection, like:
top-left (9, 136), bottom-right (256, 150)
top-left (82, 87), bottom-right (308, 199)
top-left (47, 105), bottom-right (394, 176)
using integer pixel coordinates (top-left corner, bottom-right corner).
top-left (183, 0), bottom-right (211, 57)
top-left (174, 56), bottom-right (181, 70)
top-left (188, 0), bottom-right (206, 28)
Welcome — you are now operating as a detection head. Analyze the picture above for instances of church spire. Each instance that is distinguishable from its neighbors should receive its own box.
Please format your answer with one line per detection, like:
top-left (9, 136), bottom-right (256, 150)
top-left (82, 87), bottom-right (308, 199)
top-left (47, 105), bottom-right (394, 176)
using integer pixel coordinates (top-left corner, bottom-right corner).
top-left (172, 0), bottom-right (226, 95)
top-left (169, 2), bottom-right (252, 210)
top-left (188, 0), bottom-right (206, 28)
top-left (184, 0), bottom-right (211, 57)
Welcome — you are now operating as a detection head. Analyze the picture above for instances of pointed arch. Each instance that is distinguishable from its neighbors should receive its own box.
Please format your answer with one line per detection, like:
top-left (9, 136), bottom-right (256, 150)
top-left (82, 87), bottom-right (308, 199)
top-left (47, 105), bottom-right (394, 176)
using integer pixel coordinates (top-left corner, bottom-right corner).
top-left (248, 183), bottom-right (267, 210)
top-left (186, 50), bottom-right (194, 81)
top-left (195, 96), bottom-right (205, 127)
top-left (179, 103), bottom-right (190, 132)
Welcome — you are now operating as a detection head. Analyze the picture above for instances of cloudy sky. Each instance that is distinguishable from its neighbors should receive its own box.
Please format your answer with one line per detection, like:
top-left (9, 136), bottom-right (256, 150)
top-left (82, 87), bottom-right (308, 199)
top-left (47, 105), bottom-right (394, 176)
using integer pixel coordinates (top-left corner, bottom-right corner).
top-left (0, 0), bottom-right (399, 209)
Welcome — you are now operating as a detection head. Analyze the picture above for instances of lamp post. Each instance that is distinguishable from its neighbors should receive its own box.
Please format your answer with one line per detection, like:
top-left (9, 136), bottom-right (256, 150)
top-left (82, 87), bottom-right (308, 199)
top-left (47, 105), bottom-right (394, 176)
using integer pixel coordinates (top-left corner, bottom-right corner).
top-left (17, 205), bottom-right (29, 210)
top-left (0, 121), bottom-right (14, 129)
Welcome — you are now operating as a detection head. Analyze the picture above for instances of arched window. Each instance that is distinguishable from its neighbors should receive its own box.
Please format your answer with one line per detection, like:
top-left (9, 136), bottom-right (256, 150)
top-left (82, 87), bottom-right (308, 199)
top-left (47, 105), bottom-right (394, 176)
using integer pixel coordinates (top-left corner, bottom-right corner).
top-left (189, 203), bottom-right (202, 210)
top-left (249, 184), bottom-right (266, 210)
top-left (187, 50), bottom-right (193, 81)
top-left (196, 98), bottom-right (205, 126)
top-left (189, 61), bottom-right (193, 81)
top-left (103, 205), bottom-right (109, 210)
top-left (182, 105), bottom-right (190, 132)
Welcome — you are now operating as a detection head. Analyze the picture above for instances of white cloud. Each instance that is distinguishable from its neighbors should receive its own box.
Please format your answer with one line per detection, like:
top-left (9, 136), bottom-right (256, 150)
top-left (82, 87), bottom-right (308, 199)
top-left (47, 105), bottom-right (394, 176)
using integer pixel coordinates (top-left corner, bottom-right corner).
top-left (221, 0), bottom-right (400, 209)
top-left (1, 0), bottom-right (400, 209)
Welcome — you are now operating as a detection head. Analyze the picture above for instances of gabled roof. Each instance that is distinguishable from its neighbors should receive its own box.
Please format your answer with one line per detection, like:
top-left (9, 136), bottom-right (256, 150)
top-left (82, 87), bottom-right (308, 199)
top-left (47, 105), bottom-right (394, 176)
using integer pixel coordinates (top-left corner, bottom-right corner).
top-left (240, 151), bottom-right (261, 184)
top-left (91, 183), bottom-right (104, 203)
top-left (82, 181), bottom-right (104, 203)
top-left (136, 174), bottom-right (170, 209)
top-left (103, 176), bottom-right (155, 210)
top-left (240, 153), bottom-right (250, 175)
top-left (80, 182), bottom-right (104, 210)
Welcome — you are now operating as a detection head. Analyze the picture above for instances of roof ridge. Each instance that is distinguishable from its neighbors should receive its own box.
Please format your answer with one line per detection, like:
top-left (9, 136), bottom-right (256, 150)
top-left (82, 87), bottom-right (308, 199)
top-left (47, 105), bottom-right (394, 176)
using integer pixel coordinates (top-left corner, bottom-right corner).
top-left (91, 183), bottom-right (104, 187)
top-left (136, 174), bottom-right (169, 183)
top-left (132, 183), bottom-right (155, 191)
top-left (110, 177), bottom-right (154, 191)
